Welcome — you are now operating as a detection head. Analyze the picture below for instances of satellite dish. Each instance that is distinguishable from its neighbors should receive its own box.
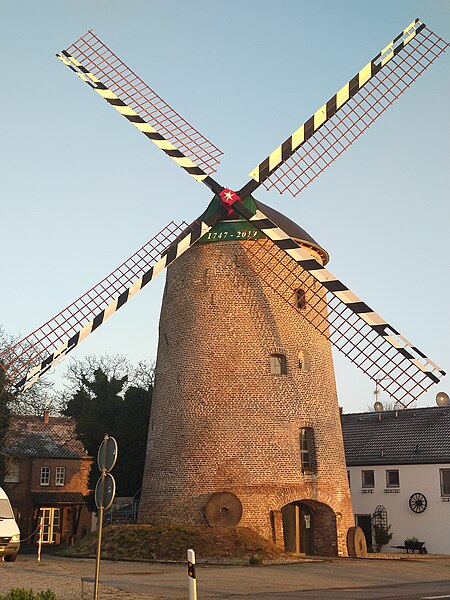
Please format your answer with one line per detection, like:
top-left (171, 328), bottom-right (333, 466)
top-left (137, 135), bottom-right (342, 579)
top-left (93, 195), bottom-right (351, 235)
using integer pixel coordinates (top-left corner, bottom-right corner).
top-left (374, 401), bottom-right (384, 412)
top-left (436, 392), bottom-right (450, 407)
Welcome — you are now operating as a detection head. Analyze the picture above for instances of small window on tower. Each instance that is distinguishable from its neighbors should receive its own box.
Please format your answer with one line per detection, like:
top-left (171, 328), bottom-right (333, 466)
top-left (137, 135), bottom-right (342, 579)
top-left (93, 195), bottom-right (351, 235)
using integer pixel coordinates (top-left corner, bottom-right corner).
top-left (295, 288), bottom-right (307, 310)
top-left (270, 354), bottom-right (286, 375)
top-left (300, 427), bottom-right (316, 474)
top-left (298, 350), bottom-right (310, 372)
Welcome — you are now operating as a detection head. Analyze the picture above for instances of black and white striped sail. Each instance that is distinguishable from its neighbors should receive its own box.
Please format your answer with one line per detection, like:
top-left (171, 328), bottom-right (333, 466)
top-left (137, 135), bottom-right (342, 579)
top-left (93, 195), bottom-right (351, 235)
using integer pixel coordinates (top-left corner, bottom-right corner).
top-left (1, 209), bottom-right (227, 391)
top-left (228, 200), bottom-right (446, 408)
top-left (241, 20), bottom-right (449, 198)
top-left (1, 197), bottom-right (445, 405)
top-left (2, 19), bottom-right (447, 405)
top-left (57, 30), bottom-right (223, 192)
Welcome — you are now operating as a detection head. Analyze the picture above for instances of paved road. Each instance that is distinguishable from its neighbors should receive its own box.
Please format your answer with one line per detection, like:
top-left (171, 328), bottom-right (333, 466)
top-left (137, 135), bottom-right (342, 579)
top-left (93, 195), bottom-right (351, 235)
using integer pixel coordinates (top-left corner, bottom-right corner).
top-left (2, 554), bottom-right (450, 599)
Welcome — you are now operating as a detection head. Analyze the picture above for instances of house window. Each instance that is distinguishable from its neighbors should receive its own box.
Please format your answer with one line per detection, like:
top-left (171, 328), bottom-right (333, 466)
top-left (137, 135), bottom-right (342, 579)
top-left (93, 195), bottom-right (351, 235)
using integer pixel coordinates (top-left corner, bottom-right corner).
top-left (386, 469), bottom-right (400, 488)
top-left (440, 469), bottom-right (450, 497)
top-left (362, 470), bottom-right (375, 488)
top-left (55, 466), bottom-right (66, 487)
top-left (270, 354), bottom-right (286, 375)
top-left (295, 288), bottom-right (307, 310)
top-left (40, 466), bottom-right (51, 486)
top-left (4, 459), bottom-right (20, 483)
top-left (299, 427), bottom-right (315, 474)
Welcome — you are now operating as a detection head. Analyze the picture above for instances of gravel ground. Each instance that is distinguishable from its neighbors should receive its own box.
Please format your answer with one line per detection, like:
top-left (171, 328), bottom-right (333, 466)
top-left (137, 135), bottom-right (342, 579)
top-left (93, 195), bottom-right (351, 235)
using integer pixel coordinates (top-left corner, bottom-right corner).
top-left (0, 560), bottom-right (162, 600)
top-left (2, 552), bottom-right (449, 600)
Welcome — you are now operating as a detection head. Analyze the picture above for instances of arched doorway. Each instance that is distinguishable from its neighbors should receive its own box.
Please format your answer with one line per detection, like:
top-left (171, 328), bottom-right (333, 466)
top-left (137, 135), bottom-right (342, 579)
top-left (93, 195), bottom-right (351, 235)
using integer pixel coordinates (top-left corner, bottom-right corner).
top-left (281, 500), bottom-right (337, 556)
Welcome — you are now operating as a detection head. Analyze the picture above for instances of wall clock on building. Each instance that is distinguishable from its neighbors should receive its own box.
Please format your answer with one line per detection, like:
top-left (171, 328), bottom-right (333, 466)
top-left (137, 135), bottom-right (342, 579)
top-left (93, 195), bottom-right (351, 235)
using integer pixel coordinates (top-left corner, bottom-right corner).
top-left (409, 493), bottom-right (427, 513)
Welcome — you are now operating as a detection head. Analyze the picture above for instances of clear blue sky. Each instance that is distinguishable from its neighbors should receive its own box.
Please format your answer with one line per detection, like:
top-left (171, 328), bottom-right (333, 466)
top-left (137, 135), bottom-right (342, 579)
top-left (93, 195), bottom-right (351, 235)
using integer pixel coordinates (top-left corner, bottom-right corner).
top-left (1, 0), bottom-right (449, 412)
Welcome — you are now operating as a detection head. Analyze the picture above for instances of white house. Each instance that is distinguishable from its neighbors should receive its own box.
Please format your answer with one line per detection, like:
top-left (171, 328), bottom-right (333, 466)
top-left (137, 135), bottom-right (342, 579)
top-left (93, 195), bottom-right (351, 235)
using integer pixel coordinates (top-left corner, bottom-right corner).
top-left (341, 406), bottom-right (450, 555)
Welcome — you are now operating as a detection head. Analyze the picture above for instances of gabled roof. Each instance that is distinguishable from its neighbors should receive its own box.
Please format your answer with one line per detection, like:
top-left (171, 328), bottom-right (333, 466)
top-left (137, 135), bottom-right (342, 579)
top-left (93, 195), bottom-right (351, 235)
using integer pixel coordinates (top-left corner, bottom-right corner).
top-left (341, 406), bottom-right (450, 466)
top-left (3, 415), bottom-right (87, 459)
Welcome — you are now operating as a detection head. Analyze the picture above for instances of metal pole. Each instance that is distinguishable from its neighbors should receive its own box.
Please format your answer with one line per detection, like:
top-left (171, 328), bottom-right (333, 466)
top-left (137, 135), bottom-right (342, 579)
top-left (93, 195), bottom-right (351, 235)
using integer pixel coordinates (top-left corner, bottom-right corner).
top-left (93, 470), bottom-right (106, 600)
top-left (187, 548), bottom-right (197, 600)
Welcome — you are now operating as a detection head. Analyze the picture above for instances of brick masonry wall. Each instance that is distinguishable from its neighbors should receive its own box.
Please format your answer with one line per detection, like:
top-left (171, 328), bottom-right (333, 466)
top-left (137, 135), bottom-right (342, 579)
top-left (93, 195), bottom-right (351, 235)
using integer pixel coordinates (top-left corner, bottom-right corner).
top-left (3, 458), bottom-right (34, 540)
top-left (139, 236), bottom-right (354, 555)
top-left (4, 457), bottom-right (92, 543)
top-left (29, 458), bottom-right (91, 493)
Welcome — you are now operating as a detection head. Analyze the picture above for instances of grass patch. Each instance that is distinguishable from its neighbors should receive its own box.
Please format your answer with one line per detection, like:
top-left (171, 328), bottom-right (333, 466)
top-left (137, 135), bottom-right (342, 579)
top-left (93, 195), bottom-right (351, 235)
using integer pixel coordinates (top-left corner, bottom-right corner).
top-left (60, 524), bottom-right (287, 563)
top-left (0, 591), bottom-right (57, 600)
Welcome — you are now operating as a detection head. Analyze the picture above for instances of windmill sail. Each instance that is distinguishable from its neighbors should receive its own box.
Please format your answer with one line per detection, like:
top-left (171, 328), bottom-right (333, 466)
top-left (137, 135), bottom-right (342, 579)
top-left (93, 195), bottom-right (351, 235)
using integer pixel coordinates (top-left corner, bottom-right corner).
top-left (228, 199), bottom-right (445, 408)
top-left (241, 20), bottom-right (449, 198)
top-left (57, 30), bottom-right (223, 189)
top-left (3, 19), bottom-right (447, 403)
top-left (1, 208), bottom-right (227, 391)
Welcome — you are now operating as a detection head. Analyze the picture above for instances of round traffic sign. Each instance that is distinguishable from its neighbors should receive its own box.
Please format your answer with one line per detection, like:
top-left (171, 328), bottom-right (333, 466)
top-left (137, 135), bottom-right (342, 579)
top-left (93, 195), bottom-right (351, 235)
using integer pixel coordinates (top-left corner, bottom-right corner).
top-left (95, 473), bottom-right (116, 510)
top-left (97, 435), bottom-right (118, 472)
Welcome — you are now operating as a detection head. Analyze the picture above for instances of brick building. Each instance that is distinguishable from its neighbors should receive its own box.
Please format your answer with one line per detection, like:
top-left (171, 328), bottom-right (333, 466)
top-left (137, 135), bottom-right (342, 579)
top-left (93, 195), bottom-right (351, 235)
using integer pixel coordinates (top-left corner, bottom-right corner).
top-left (2, 411), bottom-right (92, 545)
top-left (139, 200), bottom-right (354, 556)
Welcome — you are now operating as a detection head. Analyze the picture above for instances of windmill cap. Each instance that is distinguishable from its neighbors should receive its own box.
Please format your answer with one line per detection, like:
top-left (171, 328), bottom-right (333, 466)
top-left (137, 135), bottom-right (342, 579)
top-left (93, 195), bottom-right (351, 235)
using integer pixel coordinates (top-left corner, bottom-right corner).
top-left (253, 200), bottom-right (329, 265)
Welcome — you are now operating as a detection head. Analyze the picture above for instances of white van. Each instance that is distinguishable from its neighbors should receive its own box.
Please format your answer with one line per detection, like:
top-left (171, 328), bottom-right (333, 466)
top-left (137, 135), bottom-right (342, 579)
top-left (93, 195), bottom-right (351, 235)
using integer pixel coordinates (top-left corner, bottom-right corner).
top-left (0, 487), bottom-right (20, 562)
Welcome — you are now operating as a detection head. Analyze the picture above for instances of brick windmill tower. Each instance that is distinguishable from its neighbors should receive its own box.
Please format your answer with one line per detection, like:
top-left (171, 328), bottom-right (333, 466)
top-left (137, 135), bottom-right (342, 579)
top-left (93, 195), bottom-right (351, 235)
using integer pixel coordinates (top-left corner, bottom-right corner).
top-left (139, 200), bottom-right (354, 554)
top-left (2, 20), bottom-right (447, 556)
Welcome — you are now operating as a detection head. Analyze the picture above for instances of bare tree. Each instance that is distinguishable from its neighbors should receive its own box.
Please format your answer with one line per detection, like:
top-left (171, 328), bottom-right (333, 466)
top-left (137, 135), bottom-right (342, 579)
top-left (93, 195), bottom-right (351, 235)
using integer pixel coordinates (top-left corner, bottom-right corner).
top-left (58, 354), bottom-right (155, 406)
top-left (0, 325), bottom-right (57, 415)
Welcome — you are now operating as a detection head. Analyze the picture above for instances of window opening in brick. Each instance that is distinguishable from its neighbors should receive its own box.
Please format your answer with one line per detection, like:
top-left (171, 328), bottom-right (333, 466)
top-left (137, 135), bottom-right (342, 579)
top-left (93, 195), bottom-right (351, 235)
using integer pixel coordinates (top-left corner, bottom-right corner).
top-left (298, 350), bottom-right (310, 372)
top-left (440, 469), bottom-right (450, 497)
top-left (4, 459), bottom-right (20, 483)
top-left (270, 353), bottom-right (286, 375)
top-left (295, 288), bottom-right (307, 309)
top-left (55, 466), bottom-right (66, 487)
top-left (386, 469), bottom-right (400, 488)
top-left (300, 427), bottom-right (316, 474)
top-left (362, 470), bottom-right (375, 488)
top-left (40, 466), bottom-right (51, 486)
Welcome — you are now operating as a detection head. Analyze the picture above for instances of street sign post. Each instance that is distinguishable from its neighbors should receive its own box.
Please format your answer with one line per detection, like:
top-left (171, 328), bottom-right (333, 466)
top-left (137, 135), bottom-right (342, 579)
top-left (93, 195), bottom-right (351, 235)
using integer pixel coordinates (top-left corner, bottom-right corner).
top-left (94, 434), bottom-right (118, 600)
top-left (94, 472), bottom-right (116, 511)
top-left (97, 435), bottom-right (118, 474)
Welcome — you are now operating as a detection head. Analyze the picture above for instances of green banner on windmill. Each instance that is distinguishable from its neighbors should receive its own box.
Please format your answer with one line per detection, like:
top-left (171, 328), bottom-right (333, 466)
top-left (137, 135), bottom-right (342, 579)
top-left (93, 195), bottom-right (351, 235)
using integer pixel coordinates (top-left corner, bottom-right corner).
top-left (200, 220), bottom-right (264, 243)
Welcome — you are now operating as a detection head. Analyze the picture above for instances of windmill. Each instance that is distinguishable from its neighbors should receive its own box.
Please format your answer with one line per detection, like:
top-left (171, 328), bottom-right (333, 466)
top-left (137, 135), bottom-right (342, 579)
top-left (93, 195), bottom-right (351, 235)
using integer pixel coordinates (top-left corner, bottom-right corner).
top-left (1, 19), bottom-right (448, 555)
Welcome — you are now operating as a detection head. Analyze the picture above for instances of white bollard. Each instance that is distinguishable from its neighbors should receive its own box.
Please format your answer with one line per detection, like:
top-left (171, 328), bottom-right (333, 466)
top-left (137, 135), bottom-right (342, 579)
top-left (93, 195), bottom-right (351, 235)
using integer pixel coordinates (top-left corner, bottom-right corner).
top-left (187, 548), bottom-right (197, 600)
top-left (37, 517), bottom-right (43, 563)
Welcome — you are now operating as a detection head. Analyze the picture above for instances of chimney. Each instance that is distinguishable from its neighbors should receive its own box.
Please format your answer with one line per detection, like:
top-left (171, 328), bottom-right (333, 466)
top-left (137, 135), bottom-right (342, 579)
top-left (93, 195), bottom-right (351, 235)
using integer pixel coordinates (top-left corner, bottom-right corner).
top-left (43, 410), bottom-right (49, 424)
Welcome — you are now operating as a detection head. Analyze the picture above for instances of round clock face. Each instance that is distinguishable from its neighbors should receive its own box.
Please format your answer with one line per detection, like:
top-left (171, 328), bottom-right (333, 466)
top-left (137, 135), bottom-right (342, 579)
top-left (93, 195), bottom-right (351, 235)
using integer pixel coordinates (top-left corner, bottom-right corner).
top-left (409, 492), bottom-right (427, 513)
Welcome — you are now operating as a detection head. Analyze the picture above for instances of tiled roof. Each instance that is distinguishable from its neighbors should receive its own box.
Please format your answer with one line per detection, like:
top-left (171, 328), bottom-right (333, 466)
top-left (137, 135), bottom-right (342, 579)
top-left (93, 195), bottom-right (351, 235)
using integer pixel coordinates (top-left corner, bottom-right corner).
top-left (3, 415), bottom-right (87, 459)
top-left (32, 492), bottom-right (86, 505)
top-left (341, 406), bottom-right (450, 466)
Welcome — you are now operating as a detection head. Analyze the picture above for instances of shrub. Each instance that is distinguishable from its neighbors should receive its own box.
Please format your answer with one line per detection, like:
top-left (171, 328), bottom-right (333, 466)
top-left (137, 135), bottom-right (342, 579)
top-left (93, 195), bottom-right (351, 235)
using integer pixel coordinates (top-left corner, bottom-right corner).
top-left (0, 590), bottom-right (57, 600)
top-left (373, 524), bottom-right (393, 553)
